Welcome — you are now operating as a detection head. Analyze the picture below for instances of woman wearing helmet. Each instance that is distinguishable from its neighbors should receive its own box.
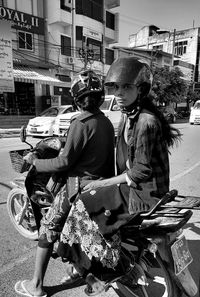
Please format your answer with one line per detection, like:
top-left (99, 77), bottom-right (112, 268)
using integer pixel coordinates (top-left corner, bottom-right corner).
top-left (15, 70), bottom-right (115, 297)
top-left (56, 57), bottom-right (181, 295)
top-left (83, 57), bottom-right (180, 194)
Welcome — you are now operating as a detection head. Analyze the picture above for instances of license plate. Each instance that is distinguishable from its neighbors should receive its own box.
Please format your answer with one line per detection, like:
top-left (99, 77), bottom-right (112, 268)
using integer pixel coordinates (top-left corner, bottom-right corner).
top-left (171, 235), bottom-right (193, 275)
top-left (30, 127), bottom-right (37, 132)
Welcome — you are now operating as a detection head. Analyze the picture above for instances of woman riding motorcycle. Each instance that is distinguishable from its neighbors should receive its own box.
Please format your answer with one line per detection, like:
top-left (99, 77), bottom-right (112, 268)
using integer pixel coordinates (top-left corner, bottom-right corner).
top-left (57, 57), bottom-right (181, 296)
top-left (14, 70), bottom-right (115, 297)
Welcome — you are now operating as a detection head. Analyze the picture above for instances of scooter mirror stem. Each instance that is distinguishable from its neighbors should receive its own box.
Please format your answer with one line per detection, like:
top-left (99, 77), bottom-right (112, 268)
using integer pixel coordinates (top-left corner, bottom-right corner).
top-left (20, 125), bottom-right (33, 149)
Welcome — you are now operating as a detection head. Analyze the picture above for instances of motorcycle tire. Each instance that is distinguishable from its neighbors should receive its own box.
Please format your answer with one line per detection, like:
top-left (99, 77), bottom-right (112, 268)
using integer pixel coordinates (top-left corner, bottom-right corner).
top-left (113, 253), bottom-right (181, 297)
top-left (7, 188), bottom-right (38, 241)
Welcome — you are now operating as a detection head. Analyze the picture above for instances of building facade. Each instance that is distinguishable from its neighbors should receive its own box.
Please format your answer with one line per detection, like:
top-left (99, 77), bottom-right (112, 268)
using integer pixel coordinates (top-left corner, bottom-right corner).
top-left (129, 25), bottom-right (198, 88)
top-left (44, 0), bottom-right (120, 104)
top-left (0, 0), bottom-right (120, 125)
top-left (0, 0), bottom-right (68, 120)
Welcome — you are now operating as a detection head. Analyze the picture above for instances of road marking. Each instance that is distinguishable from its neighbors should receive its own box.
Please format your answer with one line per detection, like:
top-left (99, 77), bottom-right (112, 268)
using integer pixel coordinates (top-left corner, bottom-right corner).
top-left (171, 160), bottom-right (200, 182)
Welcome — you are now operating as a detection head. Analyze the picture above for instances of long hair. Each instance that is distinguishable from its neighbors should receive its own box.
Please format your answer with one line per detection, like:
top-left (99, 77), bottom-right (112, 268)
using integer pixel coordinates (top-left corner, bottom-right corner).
top-left (140, 96), bottom-right (182, 147)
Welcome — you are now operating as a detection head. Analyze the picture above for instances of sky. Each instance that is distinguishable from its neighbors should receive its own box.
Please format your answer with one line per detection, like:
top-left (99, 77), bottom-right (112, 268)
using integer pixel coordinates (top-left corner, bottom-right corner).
top-left (112, 0), bottom-right (200, 46)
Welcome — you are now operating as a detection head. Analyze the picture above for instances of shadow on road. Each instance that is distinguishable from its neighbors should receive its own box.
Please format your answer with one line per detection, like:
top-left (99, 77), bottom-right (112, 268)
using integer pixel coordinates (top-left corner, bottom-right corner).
top-left (0, 201), bottom-right (6, 205)
top-left (44, 278), bottom-right (85, 296)
top-left (186, 222), bottom-right (200, 236)
top-left (0, 181), bottom-right (12, 190)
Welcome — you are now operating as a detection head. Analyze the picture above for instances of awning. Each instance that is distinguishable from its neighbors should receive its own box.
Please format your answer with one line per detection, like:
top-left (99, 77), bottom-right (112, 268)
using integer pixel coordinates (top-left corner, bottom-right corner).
top-left (13, 66), bottom-right (67, 86)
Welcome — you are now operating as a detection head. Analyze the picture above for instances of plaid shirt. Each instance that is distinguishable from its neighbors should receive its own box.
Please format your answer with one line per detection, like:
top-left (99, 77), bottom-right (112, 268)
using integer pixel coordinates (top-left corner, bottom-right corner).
top-left (116, 109), bottom-right (169, 198)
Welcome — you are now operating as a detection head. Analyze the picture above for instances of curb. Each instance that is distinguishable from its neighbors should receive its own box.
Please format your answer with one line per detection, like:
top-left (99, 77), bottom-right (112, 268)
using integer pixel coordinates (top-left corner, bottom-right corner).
top-left (0, 129), bottom-right (20, 138)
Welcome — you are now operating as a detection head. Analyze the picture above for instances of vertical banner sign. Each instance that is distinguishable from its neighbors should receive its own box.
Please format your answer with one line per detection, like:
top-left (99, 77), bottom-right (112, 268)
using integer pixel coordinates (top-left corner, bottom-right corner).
top-left (51, 95), bottom-right (61, 106)
top-left (0, 20), bottom-right (14, 93)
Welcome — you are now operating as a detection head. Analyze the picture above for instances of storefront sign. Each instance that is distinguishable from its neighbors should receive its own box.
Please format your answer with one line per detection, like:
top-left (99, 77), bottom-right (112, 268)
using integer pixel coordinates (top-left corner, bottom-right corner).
top-left (51, 95), bottom-right (61, 106)
top-left (0, 6), bottom-right (44, 35)
top-left (83, 28), bottom-right (102, 41)
top-left (0, 20), bottom-right (14, 93)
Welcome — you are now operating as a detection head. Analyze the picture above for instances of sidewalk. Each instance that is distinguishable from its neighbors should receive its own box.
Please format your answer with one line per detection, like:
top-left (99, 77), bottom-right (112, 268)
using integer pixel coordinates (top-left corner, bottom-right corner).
top-left (0, 128), bottom-right (20, 138)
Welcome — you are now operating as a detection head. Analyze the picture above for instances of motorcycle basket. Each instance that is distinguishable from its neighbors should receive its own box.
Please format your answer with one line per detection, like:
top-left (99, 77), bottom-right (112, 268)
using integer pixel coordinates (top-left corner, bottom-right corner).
top-left (9, 149), bottom-right (31, 173)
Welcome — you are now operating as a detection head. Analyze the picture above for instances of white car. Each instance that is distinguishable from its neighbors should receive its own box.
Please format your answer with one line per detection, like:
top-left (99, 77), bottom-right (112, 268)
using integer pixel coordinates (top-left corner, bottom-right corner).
top-left (100, 95), bottom-right (121, 136)
top-left (189, 100), bottom-right (200, 124)
top-left (26, 105), bottom-right (76, 137)
top-left (53, 95), bottom-right (122, 137)
top-left (53, 110), bottom-right (80, 136)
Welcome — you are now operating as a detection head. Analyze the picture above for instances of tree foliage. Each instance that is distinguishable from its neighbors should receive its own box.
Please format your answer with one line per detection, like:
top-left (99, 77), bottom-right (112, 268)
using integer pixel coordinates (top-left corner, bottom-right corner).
top-left (150, 66), bottom-right (188, 104)
top-left (187, 88), bottom-right (200, 103)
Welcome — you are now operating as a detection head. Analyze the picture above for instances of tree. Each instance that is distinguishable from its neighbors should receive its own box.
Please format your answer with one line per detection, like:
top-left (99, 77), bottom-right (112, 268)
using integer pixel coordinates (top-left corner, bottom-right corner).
top-left (150, 66), bottom-right (188, 105)
top-left (187, 88), bottom-right (200, 104)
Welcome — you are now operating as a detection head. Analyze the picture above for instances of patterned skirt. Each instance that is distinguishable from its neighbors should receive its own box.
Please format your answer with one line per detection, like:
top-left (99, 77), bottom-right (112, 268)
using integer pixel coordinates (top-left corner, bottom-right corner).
top-left (38, 185), bottom-right (122, 271)
top-left (59, 199), bottom-right (121, 270)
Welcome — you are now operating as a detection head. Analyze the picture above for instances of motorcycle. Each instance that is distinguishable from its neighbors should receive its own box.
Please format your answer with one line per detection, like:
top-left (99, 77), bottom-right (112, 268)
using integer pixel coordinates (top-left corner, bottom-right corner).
top-left (7, 126), bottom-right (198, 297)
top-left (111, 190), bottom-right (199, 297)
top-left (7, 125), bottom-right (63, 240)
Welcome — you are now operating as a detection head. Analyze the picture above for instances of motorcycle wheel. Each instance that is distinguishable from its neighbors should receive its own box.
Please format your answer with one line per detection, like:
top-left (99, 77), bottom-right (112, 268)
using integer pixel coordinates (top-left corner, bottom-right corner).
top-left (113, 253), bottom-right (181, 297)
top-left (7, 188), bottom-right (38, 240)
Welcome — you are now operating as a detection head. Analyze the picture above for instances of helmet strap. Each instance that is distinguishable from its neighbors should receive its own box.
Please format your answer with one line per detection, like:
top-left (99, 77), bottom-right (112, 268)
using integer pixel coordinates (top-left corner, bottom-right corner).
top-left (120, 96), bottom-right (141, 116)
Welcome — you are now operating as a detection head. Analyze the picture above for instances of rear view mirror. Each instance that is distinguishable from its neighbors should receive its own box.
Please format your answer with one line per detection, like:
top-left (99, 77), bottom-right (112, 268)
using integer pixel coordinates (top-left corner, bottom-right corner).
top-left (20, 125), bottom-right (27, 143)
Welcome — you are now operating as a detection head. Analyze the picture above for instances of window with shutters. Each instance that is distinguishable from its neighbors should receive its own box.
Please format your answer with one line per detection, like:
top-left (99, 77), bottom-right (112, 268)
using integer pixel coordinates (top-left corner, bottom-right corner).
top-left (76, 0), bottom-right (103, 23)
top-left (60, 0), bottom-right (71, 12)
top-left (174, 41), bottom-right (188, 56)
top-left (106, 11), bottom-right (115, 30)
top-left (18, 31), bottom-right (33, 51)
top-left (61, 35), bottom-right (71, 56)
top-left (87, 38), bottom-right (102, 62)
top-left (0, 0), bottom-right (7, 6)
top-left (105, 48), bottom-right (114, 65)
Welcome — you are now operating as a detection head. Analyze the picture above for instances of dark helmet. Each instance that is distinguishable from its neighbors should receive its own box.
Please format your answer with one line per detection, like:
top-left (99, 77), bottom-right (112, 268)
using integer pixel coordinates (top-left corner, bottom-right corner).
top-left (105, 56), bottom-right (153, 94)
top-left (71, 70), bottom-right (104, 103)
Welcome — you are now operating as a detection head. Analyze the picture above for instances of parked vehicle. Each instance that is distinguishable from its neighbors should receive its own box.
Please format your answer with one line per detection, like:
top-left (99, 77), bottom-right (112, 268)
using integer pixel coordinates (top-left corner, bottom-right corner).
top-left (176, 102), bottom-right (190, 119)
top-left (158, 105), bottom-right (177, 123)
top-left (189, 100), bottom-right (200, 124)
top-left (52, 110), bottom-right (80, 137)
top-left (53, 95), bottom-right (121, 137)
top-left (7, 126), bottom-right (198, 296)
top-left (26, 105), bottom-right (75, 137)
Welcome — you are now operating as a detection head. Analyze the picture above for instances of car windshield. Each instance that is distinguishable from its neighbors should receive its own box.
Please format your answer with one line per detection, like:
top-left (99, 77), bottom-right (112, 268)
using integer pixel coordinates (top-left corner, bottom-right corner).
top-left (58, 106), bottom-right (74, 114)
top-left (193, 102), bottom-right (200, 109)
top-left (39, 107), bottom-right (59, 117)
top-left (39, 106), bottom-right (74, 117)
top-left (100, 99), bottom-right (111, 110)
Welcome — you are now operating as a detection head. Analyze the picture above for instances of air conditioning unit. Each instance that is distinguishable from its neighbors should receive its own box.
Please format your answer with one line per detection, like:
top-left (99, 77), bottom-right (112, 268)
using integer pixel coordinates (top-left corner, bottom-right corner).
top-left (66, 57), bottom-right (75, 64)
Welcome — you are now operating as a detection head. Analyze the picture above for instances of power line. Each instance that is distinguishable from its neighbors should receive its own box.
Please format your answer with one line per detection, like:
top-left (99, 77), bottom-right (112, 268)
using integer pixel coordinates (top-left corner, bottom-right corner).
top-left (119, 13), bottom-right (151, 26)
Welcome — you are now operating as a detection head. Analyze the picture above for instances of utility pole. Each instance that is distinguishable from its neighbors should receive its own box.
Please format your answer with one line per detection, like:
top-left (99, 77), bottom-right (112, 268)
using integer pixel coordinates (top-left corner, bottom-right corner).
top-left (102, 0), bottom-right (106, 77)
top-left (171, 29), bottom-right (176, 68)
top-left (71, 0), bottom-right (76, 75)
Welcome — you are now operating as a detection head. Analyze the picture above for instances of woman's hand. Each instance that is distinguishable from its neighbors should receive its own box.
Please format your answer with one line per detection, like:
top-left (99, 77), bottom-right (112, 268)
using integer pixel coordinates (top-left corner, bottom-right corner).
top-left (83, 174), bottom-right (127, 192)
top-left (23, 152), bottom-right (37, 165)
top-left (83, 179), bottom-right (106, 191)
